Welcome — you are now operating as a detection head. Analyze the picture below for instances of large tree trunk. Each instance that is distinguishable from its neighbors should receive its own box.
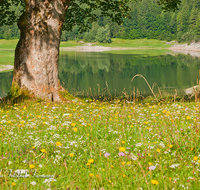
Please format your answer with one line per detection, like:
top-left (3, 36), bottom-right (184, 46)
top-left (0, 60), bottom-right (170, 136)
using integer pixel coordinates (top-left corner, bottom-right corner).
top-left (13, 0), bottom-right (70, 101)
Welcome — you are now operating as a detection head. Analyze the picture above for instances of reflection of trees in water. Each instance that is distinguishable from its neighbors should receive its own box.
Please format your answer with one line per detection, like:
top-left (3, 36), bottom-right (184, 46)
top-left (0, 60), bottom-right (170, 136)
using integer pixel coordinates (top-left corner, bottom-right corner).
top-left (0, 72), bottom-right (13, 97)
top-left (1, 53), bottom-right (200, 97)
top-left (58, 53), bottom-right (200, 96)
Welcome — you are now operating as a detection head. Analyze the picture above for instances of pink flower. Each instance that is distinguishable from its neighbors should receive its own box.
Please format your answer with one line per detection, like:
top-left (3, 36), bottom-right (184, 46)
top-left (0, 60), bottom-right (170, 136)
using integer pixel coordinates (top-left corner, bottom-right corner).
top-left (118, 152), bottom-right (125, 156)
top-left (104, 152), bottom-right (110, 158)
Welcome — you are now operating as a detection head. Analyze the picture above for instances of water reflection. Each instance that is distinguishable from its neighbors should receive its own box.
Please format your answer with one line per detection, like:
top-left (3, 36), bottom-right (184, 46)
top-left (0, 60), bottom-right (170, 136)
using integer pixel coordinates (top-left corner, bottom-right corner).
top-left (58, 51), bottom-right (200, 97)
top-left (1, 51), bottom-right (200, 98)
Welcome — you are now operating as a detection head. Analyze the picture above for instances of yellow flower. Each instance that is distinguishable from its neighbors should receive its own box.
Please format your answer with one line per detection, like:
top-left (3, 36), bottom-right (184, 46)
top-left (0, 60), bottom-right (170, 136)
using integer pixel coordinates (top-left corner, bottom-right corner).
top-left (119, 147), bottom-right (125, 152)
top-left (12, 182), bottom-right (16, 186)
top-left (126, 161), bottom-right (131, 165)
top-left (151, 180), bottom-right (159, 185)
top-left (122, 141), bottom-right (125, 144)
top-left (7, 121), bottom-right (11, 124)
top-left (194, 156), bottom-right (198, 161)
top-left (32, 146), bottom-right (35, 149)
top-left (186, 116), bottom-right (191, 120)
top-left (40, 149), bottom-right (46, 153)
top-left (123, 174), bottom-right (126, 177)
top-left (73, 128), bottom-right (78, 132)
top-left (122, 162), bottom-right (126, 165)
top-left (168, 144), bottom-right (173, 148)
top-left (71, 123), bottom-right (75, 127)
top-left (86, 163), bottom-right (90, 166)
top-left (89, 173), bottom-right (94, 177)
top-left (20, 121), bottom-right (25, 124)
top-left (144, 121), bottom-right (148, 124)
top-left (29, 164), bottom-right (35, 169)
top-left (128, 115), bottom-right (131, 118)
top-left (69, 153), bottom-right (74, 157)
top-left (56, 142), bottom-right (62, 146)
top-left (156, 149), bottom-right (160, 153)
top-left (111, 165), bottom-right (114, 168)
top-left (148, 162), bottom-right (152, 166)
top-left (88, 159), bottom-right (94, 163)
top-left (163, 110), bottom-right (166, 113)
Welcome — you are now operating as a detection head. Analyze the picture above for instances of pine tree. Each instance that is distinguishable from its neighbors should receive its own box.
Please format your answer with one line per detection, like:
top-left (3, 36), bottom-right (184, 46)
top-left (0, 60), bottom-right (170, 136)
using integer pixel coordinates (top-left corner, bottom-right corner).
top-left (189, 7), bottom-right (198, 30)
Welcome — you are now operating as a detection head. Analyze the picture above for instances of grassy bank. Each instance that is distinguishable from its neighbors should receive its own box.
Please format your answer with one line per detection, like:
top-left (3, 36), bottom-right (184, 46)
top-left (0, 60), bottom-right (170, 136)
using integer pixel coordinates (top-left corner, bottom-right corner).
top-left (0, 40), bottom-right (83, 69)
top-left (0, 39), bottom-right (83, 50)
top-left (0, 98), bottom-right (199, 189)
top-left (0, 39), bottom-right (173, 50)
top-left (0, 50), bottom-right (15, 66)
top-left (94, 39), bottom-right (173, 49)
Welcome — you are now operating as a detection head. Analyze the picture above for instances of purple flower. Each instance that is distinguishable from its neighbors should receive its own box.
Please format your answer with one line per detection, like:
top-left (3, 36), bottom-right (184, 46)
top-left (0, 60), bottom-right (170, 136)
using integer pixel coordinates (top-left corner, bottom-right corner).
top-left (104, 152), bottom-right (110, 158)
top-left (16, 115), bottom-right (19, 117)
top-left (127, 147), bottom-right (130, 150)
top-left (52, 107), bottom-right (55, 109)
top-left (149, 165), bottom-right (156, 170)
top-left (118, 152), bottom-right (125, 156)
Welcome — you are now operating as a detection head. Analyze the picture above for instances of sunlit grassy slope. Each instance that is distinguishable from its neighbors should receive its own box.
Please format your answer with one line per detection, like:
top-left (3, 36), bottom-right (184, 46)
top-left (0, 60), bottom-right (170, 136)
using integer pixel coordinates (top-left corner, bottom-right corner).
top-left (94, 39), bottom-right (173, 48)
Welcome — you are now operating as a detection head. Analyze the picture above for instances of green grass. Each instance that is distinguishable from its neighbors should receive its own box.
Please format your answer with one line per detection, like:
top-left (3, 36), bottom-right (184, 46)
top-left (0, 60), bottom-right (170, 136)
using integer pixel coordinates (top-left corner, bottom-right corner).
top-left (94, 39), bottom-right (173, 49)
top-left (0, 50), bottom-right (15, 66)
top-left (0, 39), bottom-right (174, 49)
top-left (0, 39), bottom-right (19, 49)
top-left (0, 97), bottom-right (199, 189)
top-left (60, 41), bottom-right (84, 47)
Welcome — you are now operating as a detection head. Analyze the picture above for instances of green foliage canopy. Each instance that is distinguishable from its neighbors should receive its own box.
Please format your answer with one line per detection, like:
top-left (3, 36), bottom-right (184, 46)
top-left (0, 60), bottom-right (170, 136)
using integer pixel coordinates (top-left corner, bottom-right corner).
top-left (0, 0), bottom-right (181, 32)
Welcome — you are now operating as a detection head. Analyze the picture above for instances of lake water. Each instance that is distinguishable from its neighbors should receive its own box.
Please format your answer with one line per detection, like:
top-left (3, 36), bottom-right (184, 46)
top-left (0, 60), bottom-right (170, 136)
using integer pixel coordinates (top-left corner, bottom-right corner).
top-left (1, 51), bottom-right (200, 98)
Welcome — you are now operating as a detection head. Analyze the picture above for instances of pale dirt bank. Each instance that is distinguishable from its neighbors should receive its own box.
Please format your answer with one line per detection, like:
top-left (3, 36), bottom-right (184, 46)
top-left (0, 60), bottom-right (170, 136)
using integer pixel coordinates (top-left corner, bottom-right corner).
top-left (0, 65), bottom-right (14, 72)
top-left (170, 42), bottom-right (200, 57)
top-left (170, 42), bottom-right (200, 52)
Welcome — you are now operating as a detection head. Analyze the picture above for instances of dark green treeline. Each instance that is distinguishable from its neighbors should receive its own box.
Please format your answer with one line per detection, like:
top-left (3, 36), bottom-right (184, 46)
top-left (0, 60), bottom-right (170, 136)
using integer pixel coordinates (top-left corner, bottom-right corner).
top-left (1, 0), bottom-right (200, 43)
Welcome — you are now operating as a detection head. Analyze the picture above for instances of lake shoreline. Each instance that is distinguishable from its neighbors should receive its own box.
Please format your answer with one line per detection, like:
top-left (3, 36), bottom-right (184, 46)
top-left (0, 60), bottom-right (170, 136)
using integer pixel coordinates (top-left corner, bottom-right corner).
top-left (0, 65), bottom-right (14, 72)
top-left (1, 41), bottom-right (200, 72)
top-left (169, 42), bottom-right (200, 52)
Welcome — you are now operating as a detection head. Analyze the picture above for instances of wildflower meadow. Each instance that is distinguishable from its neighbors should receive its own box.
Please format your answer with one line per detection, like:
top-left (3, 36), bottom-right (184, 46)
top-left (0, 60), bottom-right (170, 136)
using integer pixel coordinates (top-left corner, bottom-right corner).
top-left (0, 98), bottom-right (200, 189)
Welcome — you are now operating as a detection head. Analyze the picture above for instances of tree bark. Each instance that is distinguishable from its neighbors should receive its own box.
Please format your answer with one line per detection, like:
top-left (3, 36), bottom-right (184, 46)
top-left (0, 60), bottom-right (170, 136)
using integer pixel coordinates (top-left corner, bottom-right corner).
top-left (13, 0), bottom-right (70, 101)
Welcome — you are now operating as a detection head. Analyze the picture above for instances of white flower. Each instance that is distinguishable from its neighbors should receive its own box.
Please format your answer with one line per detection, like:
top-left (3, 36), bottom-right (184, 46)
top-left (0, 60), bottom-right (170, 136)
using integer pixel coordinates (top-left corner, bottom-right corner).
top-left (30, 181), bottom-right (36, 186)
top-left (8, 161), bottom-right (12, 165)
top-left (129, 153), bottom-right (137, 160)
top-left (47, 125), bottom-right (56, 130)
top-left (39, 164), bottom-right (43, 168)
top-left (159, 142), bottom-right (165, 148)
top-left (53, 134), bottom-right (60, 138)
top-left (44, 178), bottom-right (57, 184)
top-left (135, 143), bottom-right (142, 147)
top-left (169, 164), bottom-right (179, 168)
